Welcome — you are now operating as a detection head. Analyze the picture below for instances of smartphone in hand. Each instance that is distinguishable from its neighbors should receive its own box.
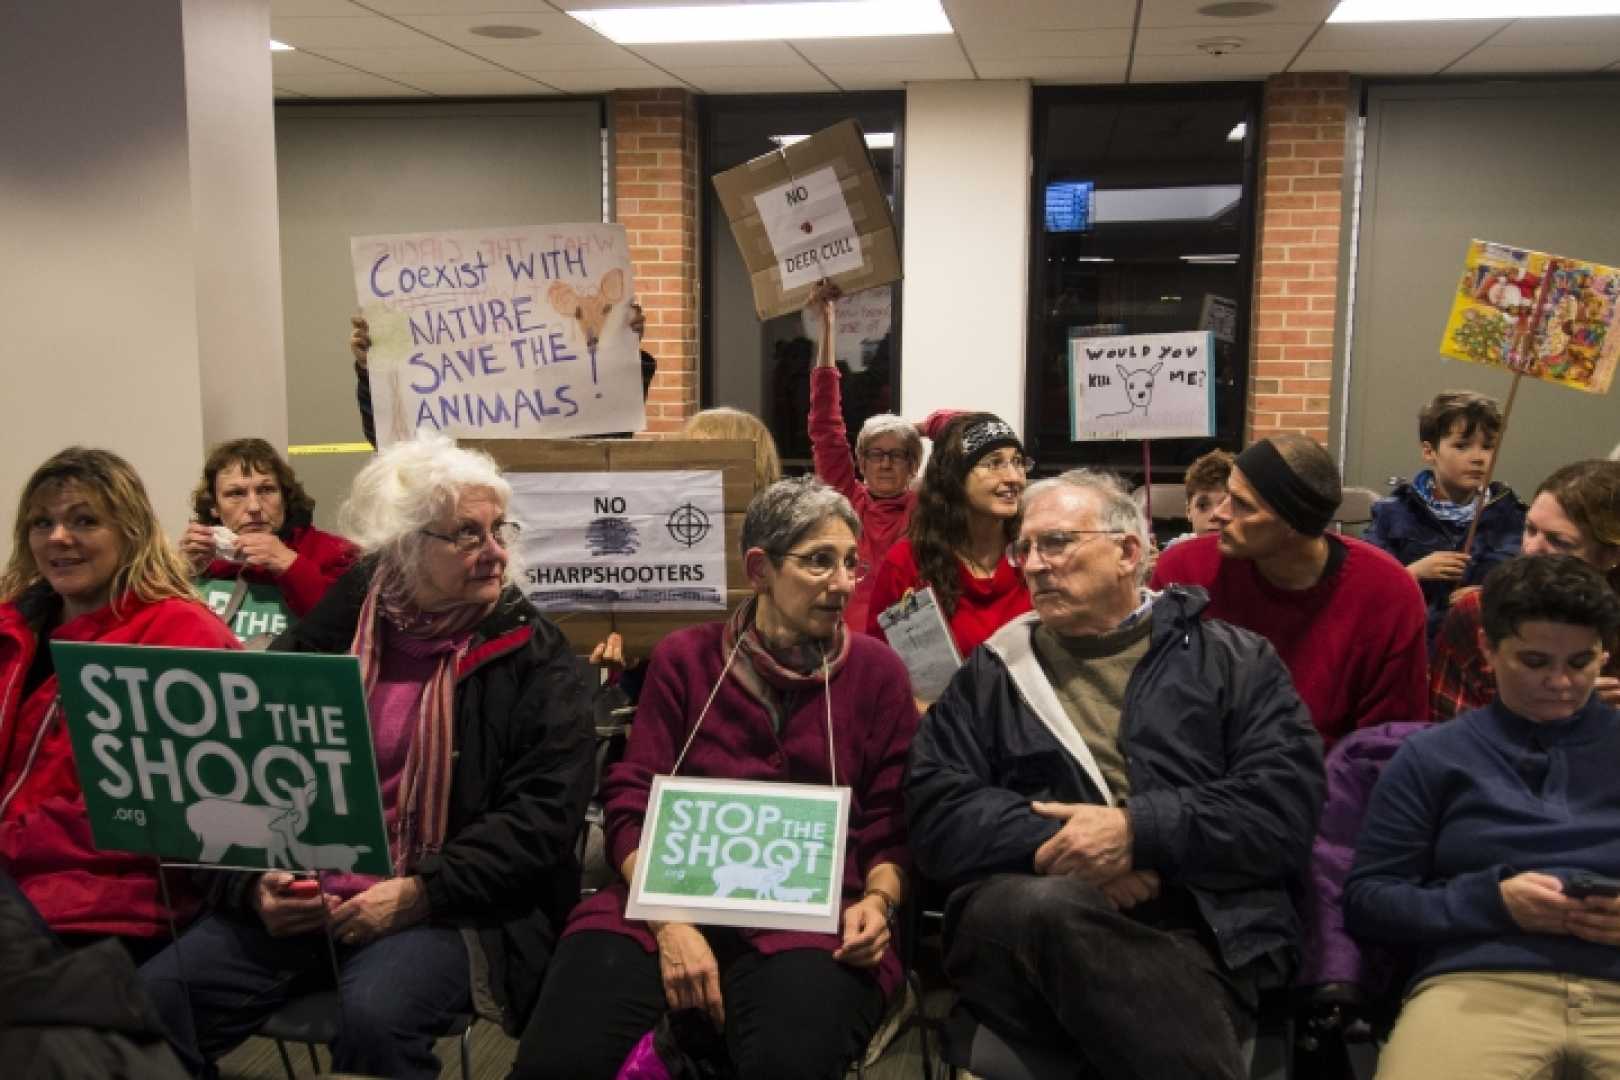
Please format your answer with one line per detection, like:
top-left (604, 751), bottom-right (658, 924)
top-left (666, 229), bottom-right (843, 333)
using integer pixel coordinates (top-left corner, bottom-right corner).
top-left (284, 878), bottom-right (321, 899)
top-left (1564, 871), bottom-right (1620, 900)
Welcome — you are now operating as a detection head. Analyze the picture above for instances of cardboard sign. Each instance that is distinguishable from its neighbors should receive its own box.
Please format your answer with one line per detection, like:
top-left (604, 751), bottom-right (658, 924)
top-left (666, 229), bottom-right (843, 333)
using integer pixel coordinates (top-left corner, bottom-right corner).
top-left (713, 120), bottom-right (901, 319)
top-left (53, 643), bottom-right (389, 876)
top-left (1440, 239), bottom-right (1620, 394)
top-left (626, 776), bottom-right (850, 933)
top-left (351, 223), bottom-right (646, 445)
top-left (197, 578), bottom-right (292, 644)
top-left (510, 470), bottom-right (727, 612)
top-left (1069, 331), bottom-right (1216, 441)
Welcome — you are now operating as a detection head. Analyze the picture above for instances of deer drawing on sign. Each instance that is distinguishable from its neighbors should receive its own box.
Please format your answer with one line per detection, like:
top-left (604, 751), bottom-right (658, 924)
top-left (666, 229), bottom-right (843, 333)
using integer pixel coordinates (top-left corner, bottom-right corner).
top-left (186, 778), bottom-right (315, 867)
top-left (1097, 362), bottom-right (1162, 422)
top-left (549, 267), bottom-right (627, 389)
top-left (267, 780), bottom-right (373, 874)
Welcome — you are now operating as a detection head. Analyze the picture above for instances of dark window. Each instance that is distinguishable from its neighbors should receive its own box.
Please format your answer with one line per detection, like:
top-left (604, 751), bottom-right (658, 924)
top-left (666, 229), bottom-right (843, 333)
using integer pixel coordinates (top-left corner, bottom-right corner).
top-left (701, 93), bottom-right (903, 472)
top-left (1026, 85), bottom-right (1260, 483)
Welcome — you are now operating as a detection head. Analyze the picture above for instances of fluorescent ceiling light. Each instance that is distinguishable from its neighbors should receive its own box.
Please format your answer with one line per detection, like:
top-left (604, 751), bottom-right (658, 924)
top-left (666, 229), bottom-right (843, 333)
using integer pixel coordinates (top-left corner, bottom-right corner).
top-left (772, 132), bottom-right (895, 150)
top-left (1227, 122), bottom-right (1246, 142)
top-left (1092, 185), bottom-right (1242, 224)
top-left (1076, 256), bottom-right (1115, 263)
top-left (569, 1), bottom-right (952, 44)
top-left (1329, 0), bottom-right (1620, 20)
top-left (1181, 254), bottom-right (1240, 263)
top-left (270, 39), bottom-right (295, 51)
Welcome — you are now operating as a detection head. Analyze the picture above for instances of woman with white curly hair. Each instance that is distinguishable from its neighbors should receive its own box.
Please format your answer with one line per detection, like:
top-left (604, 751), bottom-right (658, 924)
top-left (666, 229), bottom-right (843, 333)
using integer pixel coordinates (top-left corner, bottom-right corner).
top-left (143, 434), bottom-right (597, 1080)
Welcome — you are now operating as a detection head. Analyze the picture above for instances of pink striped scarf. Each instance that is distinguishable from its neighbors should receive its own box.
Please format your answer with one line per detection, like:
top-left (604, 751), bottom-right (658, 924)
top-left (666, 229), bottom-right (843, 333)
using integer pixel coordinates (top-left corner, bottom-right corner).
top-left (350, 561), bottom-right (491, 875)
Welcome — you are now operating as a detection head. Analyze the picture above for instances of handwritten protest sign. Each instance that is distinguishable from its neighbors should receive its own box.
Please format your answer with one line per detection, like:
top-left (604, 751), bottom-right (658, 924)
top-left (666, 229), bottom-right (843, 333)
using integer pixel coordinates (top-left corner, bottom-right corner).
top-left (1069, 331), bottom-right (1216, 441)
top-left (1440, 239), bottom-right (1620, 394)
top-left (627, 776), bottom-right (850, 933)
top-left (54, 643), bottom-right (389, 876)
top-left (509, 471), bottom-right (727, 613)
top-left (352, 224), bottom-right (645, 445)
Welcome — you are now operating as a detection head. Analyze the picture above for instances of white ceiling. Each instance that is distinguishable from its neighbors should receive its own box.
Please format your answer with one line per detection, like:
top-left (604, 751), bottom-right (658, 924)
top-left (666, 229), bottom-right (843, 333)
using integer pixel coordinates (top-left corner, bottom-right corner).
top-left (270, 0), bottom-right (1620, 99)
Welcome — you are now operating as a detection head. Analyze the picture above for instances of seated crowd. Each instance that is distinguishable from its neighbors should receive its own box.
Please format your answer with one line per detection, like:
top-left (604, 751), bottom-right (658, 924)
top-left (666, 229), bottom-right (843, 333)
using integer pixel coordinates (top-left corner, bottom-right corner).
top-left (4, 355), bottom-right (1620, 1080)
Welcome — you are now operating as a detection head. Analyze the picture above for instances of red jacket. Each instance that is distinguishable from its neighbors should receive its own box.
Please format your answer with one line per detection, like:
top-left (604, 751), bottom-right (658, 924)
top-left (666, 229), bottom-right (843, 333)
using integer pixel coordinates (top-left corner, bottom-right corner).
top-left (0, 587), bottom-right (241, 937)
top-left (808, 367), bottom-right (917, 632)
top-left (201, 523), bottom-right (358, 617)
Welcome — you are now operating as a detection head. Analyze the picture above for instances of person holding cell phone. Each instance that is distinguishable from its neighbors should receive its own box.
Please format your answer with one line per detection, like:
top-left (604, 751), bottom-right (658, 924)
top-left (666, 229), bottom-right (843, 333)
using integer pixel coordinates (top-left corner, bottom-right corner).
top-left (1346, 554), bottom-right (1620, 1078)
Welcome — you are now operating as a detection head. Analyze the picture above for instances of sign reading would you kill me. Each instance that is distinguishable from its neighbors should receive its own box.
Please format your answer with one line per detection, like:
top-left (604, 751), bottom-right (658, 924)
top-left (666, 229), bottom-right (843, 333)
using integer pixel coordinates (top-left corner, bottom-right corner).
top-left (53, 643), bottom-right (389, 877)
top-left (627, 777), bottom-right (850, 933)
top-left (1069, 330), bottom-right (1217, 441)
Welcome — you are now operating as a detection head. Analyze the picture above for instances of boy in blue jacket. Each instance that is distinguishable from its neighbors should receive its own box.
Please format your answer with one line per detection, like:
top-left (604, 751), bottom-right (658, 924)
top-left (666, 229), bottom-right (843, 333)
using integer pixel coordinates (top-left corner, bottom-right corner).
top-left (1367, 389), bottom-right (1525, 641)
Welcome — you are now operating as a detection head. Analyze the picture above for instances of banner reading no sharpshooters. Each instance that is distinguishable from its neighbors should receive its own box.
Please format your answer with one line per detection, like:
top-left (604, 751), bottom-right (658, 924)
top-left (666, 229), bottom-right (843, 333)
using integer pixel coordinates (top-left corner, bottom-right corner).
top-left (352, 223), bottom-right (646, 445)
top-left (627, 776), bottom-right (850, 933)
top-left (511, 470), bottom-right (727, 613)
top-left (53, 643), bottom-right (389, 877)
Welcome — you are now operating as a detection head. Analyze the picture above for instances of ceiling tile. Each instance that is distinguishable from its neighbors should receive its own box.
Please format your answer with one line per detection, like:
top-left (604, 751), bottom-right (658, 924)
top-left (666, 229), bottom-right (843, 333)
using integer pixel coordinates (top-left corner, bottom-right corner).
top-left (958, 27), bottom-right (1134, 60)
top-left (680, 65), bottom-right (838, 93)
top-left (944, 0), bottom-right (1137, 28)
top-left (360, 0), bottom-right (559, 13)
top-left (629, 41), bottom-right (804, 68)
top-left (270, 15), bottom-right (437, 49)
top-left (1129, 51), bottom-right (1296, 81)
top-left (541, 67), bottom-right (686, 92)
top-left (1289, 47), bottom-right (1459, 74)
top-left (1310, 20), bottom-right (1507, 51)
top-left (793, 34), bottom-right (965, 64)
top-left (398, 70), bottom-right (561, 94)
top-left (974, 56), bottom-right (1129, 82)
top-left (393, 12), bottom-right (611, 47)
top-left (1133, 22), bottom-right (1318, 55)
top-left (315, 44), bottom-right (503, 72)
top-left (1492, 16), bottom-right (1620, 47)
top-left (271, 0), bottom-right (369, 16)
top-left (817, 57), bottom-right (975, 88)
top-left (460, 41), bottom-right (643, 70)
top-left (271, 49), bottom-right (356, 75)
top-left (270, 71), bottom-right (432, 97)
top-left (273, 86), bottom-right (312, 99)
top-left (1137, 0), bottom-right (1339, 27)
top-left (1444, 43), bottom-right (1620, 74)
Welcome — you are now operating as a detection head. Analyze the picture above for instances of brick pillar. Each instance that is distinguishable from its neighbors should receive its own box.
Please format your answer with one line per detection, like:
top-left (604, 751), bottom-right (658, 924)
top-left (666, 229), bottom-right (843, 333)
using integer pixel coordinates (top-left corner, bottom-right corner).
top-left (612, 89), bottom-right (700, 434)
top-left (1248, 72), bottom-right (1351, 445)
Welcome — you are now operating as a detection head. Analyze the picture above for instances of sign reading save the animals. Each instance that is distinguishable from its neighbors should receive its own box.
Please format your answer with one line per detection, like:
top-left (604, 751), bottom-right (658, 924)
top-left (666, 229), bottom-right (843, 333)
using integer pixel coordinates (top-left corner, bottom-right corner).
top-left (627, 776), bottom-right (849, 933)
top-left (53, 643), bottom-right (389, 877)
top-left (1069, 330), bottom-right (1216, 441)
top-left (352, 223), bottom-right (646, 446)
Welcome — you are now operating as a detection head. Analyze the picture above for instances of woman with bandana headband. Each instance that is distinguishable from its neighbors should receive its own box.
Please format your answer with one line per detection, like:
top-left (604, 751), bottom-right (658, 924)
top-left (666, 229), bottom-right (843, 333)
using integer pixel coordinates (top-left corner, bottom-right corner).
top-left (865, 412), bottom-right (1034, 663)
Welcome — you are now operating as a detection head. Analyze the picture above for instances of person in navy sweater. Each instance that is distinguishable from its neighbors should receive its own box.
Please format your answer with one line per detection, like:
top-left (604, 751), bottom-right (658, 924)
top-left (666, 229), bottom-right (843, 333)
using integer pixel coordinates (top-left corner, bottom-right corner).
top-left (1346, 554), bottom-right (1620, 1078)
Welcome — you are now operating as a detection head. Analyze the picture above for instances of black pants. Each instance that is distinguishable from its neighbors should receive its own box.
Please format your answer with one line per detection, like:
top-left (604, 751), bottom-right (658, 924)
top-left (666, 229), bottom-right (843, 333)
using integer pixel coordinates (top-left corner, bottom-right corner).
top-left (945, 874), bottom-right (1255, 1080)
top-left (513, 929), bottom-right (885, 1080)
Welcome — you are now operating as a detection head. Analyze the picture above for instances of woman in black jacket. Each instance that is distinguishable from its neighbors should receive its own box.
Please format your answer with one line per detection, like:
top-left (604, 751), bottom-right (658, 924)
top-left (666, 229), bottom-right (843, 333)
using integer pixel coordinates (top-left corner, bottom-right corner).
top-left (142, 434), bottom-right (595, 1080)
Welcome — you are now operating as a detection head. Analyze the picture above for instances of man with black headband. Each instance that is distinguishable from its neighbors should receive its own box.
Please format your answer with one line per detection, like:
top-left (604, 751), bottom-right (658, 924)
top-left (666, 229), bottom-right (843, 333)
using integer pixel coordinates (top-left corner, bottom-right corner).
top-left (1152, 434), bottom-right (1427, 747)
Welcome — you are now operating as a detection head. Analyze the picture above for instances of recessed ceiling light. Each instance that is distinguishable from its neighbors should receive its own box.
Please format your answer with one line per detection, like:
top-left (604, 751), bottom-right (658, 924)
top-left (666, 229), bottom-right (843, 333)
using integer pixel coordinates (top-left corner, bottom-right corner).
top-left (569, 0), bottom-right (952, 44)
top-left (1329, 0), bottom-right (1620, 20)
top-left (1227, 122), bottom-right (1247, 142)
top-left (772, 132), bottom-right (896, 150)
top-left (270, 40), bottom-right (295, 52)
top-left (1196, 37), bottom-right (1245, 55)
top-left (469, 24), bottom-right (543, 39)
top-left (1197, 2), bottom-right (1277, 15)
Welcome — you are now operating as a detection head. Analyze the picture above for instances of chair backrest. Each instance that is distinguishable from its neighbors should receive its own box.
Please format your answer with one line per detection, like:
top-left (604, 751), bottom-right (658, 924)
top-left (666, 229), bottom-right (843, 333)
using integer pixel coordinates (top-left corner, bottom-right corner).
top-left (1130, 484), bottom-right (1189, 523)
top-left (1334, 487), bottom-right (1380, 529)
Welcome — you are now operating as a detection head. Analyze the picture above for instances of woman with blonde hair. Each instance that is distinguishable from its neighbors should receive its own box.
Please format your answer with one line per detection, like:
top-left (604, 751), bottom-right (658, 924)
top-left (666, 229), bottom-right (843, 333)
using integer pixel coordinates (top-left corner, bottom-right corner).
top-left (681, 406), bottom-right (782, 493)
top-left (0, 447), bottom-right (239, 960)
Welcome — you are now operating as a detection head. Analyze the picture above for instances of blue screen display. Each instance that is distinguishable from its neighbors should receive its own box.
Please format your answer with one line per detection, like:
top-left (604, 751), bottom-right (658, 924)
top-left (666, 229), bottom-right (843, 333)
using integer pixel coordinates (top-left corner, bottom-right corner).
top-left (1045, 180), bottom-right (1094, 232)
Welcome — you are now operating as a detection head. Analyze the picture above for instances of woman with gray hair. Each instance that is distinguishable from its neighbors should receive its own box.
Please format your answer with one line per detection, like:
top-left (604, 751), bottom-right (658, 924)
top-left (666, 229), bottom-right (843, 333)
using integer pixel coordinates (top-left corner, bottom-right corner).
top-left (516, 476), bottom-right (919, 1079)
top-left (142, 433), bottom-right (597, 1080)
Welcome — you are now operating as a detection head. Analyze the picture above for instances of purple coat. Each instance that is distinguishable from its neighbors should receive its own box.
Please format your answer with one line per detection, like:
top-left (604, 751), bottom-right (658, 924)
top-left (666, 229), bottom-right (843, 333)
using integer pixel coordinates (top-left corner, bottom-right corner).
top-left (1298, 721), bottom-right (1428, 989)
top-left (565, 622), bottom-right (918, 998)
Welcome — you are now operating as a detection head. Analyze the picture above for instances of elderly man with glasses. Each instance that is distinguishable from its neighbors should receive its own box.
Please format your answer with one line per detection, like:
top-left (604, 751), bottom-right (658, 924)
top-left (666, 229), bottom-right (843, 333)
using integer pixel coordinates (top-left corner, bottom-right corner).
top-left (905, 468), bottom-right (1324, 1079)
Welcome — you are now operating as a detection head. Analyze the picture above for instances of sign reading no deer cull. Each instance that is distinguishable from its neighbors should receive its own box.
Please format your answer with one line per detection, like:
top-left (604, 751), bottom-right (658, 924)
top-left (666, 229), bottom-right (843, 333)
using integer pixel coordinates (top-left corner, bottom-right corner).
top-left (352, 224), bottom-right (646, 446)
top-left (53, 643), bottom-right (389, 877)
top-left (1069, 330), bottom-right (1216, 442)
top-left (510, 470), bottom-right (727, 613)
top-left (627, 776), bottom-right (850, 933)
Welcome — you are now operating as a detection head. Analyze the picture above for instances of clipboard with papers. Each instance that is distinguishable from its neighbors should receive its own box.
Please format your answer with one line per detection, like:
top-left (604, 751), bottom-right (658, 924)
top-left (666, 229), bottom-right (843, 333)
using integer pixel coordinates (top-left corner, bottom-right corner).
top-left (875, 587), bottom-right (962, 703)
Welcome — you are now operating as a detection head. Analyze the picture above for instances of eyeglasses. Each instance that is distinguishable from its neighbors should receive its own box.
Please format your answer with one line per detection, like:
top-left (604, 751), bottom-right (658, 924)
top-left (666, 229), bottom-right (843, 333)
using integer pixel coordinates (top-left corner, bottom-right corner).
top-left (1007, 530), bottom-right (1122, 568)
top-left (861, 448), bottom-right (911, 466)
top-left (779, 549), bottom-right (870, 583)
top-left (973, 453), bottom-right (1036, 476)
top-left (420, 520), bottom-right (522, 554)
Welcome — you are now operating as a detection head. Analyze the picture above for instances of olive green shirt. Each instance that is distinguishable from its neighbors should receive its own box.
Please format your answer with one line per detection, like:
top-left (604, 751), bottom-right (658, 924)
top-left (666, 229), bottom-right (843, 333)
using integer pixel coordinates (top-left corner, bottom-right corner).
top-left (1030, 614), bottom-right (1153, 801)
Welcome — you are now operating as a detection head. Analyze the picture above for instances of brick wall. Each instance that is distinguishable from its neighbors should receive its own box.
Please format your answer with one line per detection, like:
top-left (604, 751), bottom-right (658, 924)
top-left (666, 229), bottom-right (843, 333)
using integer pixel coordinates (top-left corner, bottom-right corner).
top-left (612, 88), bottom-right (700, 433)
top-left (1248, 72), bottom-right (1351, 445)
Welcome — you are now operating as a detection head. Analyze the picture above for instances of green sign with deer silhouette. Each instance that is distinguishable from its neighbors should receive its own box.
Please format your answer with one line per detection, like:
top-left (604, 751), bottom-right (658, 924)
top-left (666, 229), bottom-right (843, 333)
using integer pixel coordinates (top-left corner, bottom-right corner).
top-left (52, 642), bottom-right (389, 877)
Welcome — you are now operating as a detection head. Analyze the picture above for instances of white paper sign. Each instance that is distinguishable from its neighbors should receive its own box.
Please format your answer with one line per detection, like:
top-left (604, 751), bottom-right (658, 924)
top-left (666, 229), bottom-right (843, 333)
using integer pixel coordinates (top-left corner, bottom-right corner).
top-left (753, 166), bottom-right (864, 291)
top-left (1069, 331), bottom-right (1216, 442)
top-left (509, 471), bottom-right (726, 612)
top-left (351, 223), bottom-right (645, 446)
top-left (875, 587), bottom-right (962, 703)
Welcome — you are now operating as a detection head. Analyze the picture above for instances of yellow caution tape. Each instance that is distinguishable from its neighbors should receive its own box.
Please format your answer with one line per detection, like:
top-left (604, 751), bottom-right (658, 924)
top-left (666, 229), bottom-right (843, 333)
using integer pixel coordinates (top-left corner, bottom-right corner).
top-left (287, 442), bottom-right (374, 456)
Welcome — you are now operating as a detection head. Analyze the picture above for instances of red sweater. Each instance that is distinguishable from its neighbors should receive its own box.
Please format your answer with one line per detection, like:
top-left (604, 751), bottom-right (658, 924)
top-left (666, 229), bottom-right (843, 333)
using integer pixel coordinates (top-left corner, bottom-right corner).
top-left (1151, 533), bottom-right (1428, 748)
top-left (0, 589), bottom-right (241, 937)
top-left (202, 523), bottom-right (358, 618)
top-left (808, 367), bottom-right (917, 632)
top-left (865, 539), bottom-right (1032, 659)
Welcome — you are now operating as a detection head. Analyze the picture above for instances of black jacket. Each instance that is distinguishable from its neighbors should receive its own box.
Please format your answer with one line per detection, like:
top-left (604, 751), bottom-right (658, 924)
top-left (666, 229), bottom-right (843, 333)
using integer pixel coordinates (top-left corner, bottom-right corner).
top-left (906, 587), bottom-right (1325, 977)
top-left (267, 560), bottom-right (596, 1032)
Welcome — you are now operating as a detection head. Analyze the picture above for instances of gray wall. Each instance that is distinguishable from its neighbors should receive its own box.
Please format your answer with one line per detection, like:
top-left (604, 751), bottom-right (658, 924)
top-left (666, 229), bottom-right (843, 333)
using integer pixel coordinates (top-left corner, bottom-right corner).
top-left (1345, 81), bottom-right (1620, 497)
top-left (275, 100), bottom-right (603, 526)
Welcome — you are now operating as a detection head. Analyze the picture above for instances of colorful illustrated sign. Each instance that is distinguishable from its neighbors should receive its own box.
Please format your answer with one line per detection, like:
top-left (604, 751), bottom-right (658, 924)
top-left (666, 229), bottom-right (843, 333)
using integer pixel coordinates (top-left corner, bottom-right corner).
top-left (197, 578), bottom-right (292, 644)
top-left (509, 471), bottom-right (727, 612)
top-left (53, 643), bottom-right (389, 876)
top-left (351, 223), bottom-right (646, 445)
top-left (1069, 330), bottom-right (1216, 441)
top-left (627, 776), bottom-right (850, 933)
top-left (1440, 239), bottom-right (1620, 394)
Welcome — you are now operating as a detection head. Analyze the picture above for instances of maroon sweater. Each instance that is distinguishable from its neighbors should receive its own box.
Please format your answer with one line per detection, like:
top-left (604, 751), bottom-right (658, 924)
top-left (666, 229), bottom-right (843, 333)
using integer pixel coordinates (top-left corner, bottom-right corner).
top-left (564, 622), bottom-right (918, 997)
top-left (1151, 533), bottom-right (1428, 748)
top-left (202, 523), bottom-right (358, 617)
